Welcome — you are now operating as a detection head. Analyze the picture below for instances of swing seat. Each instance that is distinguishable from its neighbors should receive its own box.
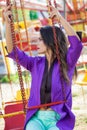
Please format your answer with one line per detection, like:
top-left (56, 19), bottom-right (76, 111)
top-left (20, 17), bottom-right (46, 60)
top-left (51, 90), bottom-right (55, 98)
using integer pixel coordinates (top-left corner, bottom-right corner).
top-left (4, 103), bottom-right (25, 130)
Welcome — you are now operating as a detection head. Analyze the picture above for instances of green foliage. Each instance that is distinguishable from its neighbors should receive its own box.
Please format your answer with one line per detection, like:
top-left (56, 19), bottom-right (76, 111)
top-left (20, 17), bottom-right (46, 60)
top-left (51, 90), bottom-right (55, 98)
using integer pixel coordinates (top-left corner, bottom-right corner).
top-left (0, 74), bottom-right (18, 83)
top-left (84, 117), bottom-right (87, 123)
top-left (0, 75), bottom-right (10, 83)
top-left (10, 74), bottom-right (19, 83)
top-left (73, 107), bottom-right (80, 110)
top-left (72, 93), bottom-right (78, 97)
top-left (0, 72), bottom-right (31, 83)
top-left (13, 9), bottom-right (30, 22)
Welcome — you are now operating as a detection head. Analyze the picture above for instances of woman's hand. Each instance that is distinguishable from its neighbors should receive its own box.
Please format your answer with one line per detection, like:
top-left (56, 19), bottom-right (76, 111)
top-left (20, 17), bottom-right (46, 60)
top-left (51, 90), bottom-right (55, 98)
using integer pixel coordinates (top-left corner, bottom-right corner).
top-left (48, 5), bottom-right (78, 36)
top-left (2, 4), bottom-right (13, 23)
top-left (48, 5), bottom-right (61, 23)
top-left (2, 4), bottom-right (14, 53)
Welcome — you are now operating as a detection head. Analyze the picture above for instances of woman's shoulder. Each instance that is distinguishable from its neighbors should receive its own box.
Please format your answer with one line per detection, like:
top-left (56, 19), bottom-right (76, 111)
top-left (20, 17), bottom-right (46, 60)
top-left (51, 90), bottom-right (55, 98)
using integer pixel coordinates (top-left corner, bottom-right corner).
top-left (67, 35), bottom-right (82, 44)
top-left (35, 56), bottom-right (45, 62)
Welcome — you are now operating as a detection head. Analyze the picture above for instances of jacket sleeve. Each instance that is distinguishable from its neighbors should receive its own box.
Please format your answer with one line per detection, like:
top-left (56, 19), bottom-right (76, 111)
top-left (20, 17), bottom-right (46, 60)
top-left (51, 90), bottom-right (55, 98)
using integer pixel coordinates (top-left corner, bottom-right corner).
top-left (6, 47), bottom-right (35, 72)
top-left (67, 35), bottom-right (83, 68)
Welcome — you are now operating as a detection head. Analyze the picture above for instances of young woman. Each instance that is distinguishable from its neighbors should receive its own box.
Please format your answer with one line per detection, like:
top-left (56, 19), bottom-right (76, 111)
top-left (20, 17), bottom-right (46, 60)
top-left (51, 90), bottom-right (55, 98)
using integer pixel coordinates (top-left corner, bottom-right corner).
top-left (4, 5), bottom-right (83, 130)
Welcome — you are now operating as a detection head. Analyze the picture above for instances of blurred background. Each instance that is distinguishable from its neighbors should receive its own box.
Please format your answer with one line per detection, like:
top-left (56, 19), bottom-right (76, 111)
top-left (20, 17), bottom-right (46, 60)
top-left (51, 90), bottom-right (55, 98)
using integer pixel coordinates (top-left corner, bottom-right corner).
top-left (0, 0), bottom-right (87, 130)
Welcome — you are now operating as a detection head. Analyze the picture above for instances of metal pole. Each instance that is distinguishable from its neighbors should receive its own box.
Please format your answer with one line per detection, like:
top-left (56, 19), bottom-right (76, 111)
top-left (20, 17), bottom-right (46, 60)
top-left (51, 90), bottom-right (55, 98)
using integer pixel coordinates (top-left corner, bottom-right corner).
top-left (63, 0), bottom-right (66, 19)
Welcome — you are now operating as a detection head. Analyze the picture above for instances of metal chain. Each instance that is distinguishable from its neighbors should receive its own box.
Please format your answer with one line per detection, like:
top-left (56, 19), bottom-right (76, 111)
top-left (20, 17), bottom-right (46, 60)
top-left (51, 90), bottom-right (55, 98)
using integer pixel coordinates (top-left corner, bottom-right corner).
top-left (47, 0), bottom-right (66, 101)
top-left (6, 0), bottom-right (27, 113)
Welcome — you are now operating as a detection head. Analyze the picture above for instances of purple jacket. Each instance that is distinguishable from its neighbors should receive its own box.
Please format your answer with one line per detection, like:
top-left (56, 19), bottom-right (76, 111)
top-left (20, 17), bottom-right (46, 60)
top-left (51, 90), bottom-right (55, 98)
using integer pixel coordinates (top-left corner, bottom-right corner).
top-left (7, 36), bottom-right (83, 130)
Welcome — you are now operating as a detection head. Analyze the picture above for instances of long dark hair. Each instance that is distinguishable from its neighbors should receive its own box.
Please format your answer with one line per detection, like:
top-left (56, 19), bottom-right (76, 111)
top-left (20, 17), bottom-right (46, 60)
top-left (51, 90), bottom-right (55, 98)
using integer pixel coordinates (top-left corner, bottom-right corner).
top-left (40, 25), bottom-right (70, 83)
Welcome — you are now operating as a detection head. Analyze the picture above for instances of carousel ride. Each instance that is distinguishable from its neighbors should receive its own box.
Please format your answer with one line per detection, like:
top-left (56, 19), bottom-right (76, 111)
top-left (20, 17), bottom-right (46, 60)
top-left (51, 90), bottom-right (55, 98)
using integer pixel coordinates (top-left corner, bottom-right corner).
top-left (0, 0), bottom-right (87, 130)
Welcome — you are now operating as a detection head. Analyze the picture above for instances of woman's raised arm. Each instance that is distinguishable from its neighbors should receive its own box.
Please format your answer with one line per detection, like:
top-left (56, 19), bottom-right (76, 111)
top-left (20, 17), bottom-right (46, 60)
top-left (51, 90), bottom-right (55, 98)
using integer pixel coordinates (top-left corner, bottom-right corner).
top-left (3, 5), bottom-right (13, 53)
top-left (49, 6), bottom-right (80, 39)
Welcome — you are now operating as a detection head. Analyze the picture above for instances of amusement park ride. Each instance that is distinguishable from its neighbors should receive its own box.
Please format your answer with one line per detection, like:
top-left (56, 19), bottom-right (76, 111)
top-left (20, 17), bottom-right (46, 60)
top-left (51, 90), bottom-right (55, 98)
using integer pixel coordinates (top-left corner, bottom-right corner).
top-left (0, 0), bottom-right (87, 130)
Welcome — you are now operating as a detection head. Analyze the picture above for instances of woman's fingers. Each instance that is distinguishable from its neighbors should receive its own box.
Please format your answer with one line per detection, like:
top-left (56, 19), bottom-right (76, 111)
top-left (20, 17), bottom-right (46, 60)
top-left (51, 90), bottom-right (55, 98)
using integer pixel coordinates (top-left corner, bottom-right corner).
top-left (6, 11), bottom-right (13, 22)
top-left (6, 5), bottom-right (12, 11)
top-left (49, 10), bottom-right (56, 18)
top-left (48, 5), bottom-right (61, 22)
top-left (3, 10), bottom-right (12, 23)
top-left (2, 5), bottom-right (13, 23)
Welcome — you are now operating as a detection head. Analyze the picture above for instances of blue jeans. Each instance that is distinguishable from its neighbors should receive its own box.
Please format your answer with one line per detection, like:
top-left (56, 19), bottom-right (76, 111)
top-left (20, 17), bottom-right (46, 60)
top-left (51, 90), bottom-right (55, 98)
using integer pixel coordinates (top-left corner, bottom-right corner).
top-left (26, 110), bottom-right (60, 130)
